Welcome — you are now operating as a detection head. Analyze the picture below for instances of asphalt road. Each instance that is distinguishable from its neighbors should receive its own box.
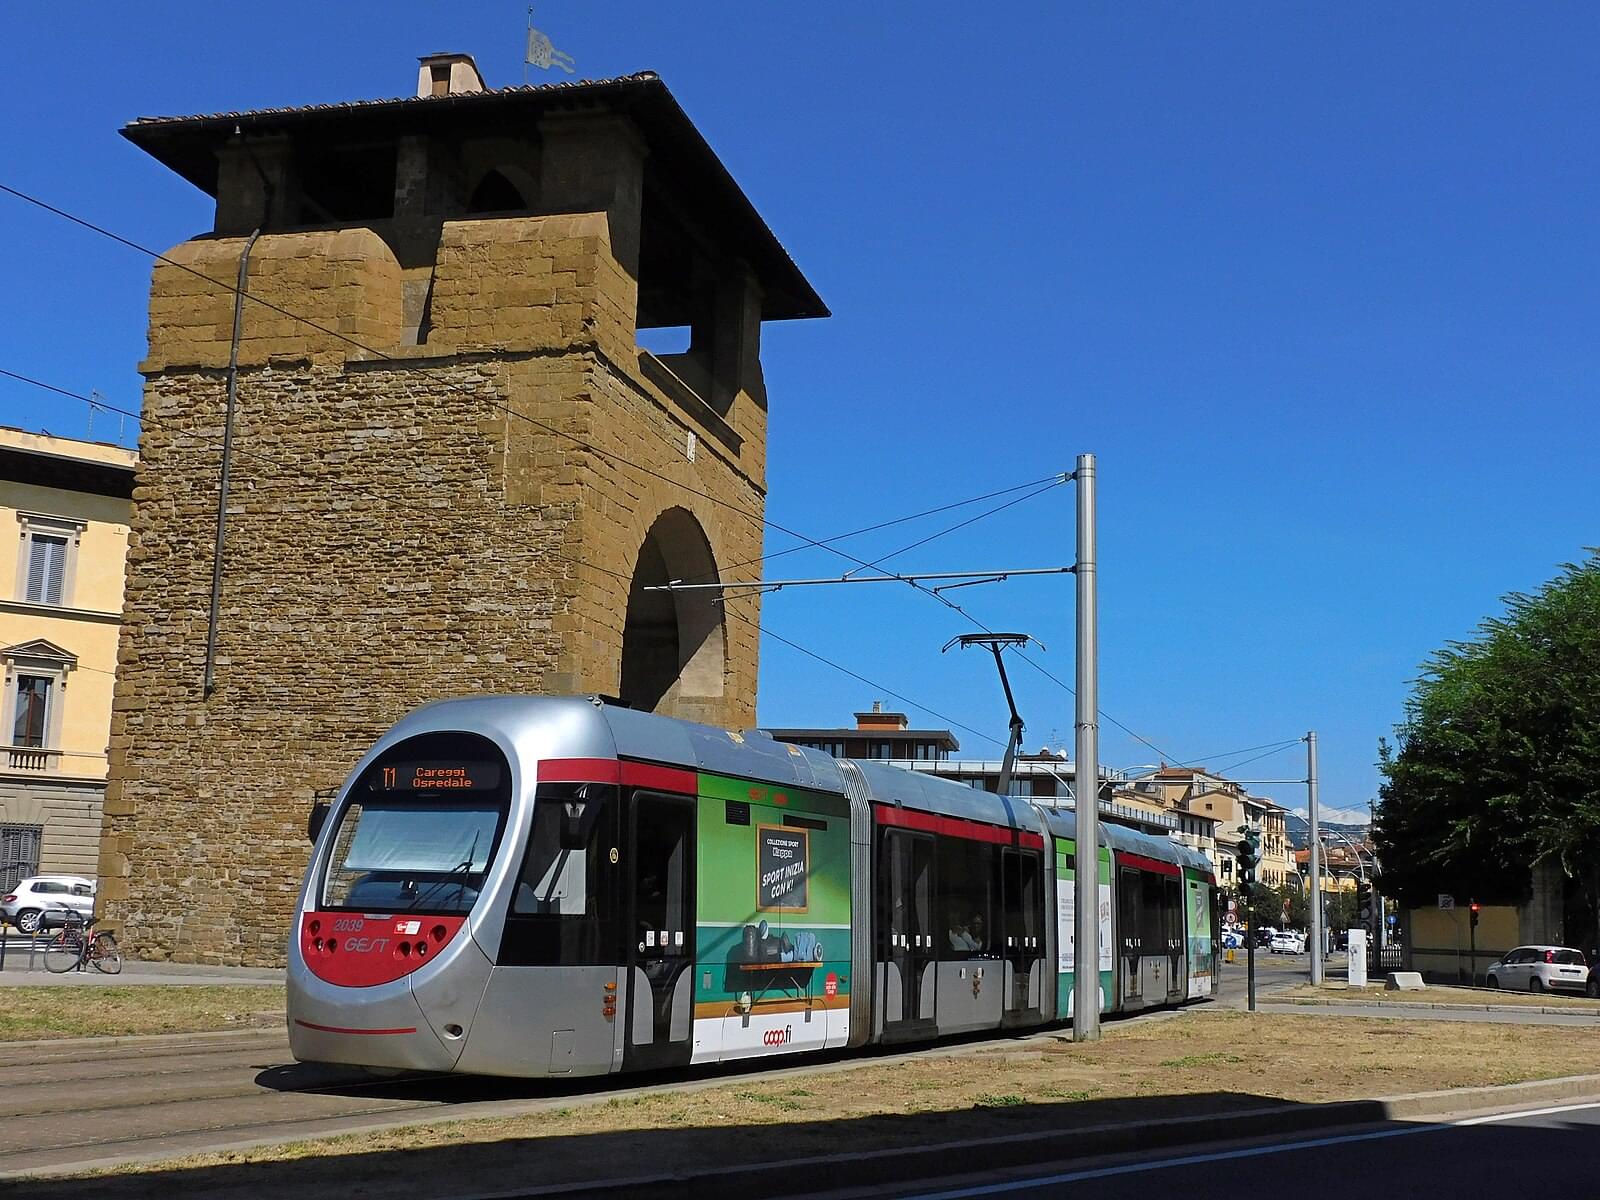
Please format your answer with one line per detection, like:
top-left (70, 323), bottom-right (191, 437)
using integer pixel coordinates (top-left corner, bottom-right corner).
top-left (887, 1100), bottom-right (1600, 1199)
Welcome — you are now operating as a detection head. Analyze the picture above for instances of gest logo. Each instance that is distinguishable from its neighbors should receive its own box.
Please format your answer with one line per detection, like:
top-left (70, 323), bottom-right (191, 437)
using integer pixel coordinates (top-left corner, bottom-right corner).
top-left (762, 1026), bottom-right (793, 1047)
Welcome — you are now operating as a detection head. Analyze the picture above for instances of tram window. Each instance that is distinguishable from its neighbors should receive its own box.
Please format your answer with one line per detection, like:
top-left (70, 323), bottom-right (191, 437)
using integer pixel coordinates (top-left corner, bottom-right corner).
top-left (321, 799), bottom-right (503, 915)
top-left (515, 785), bottom-right (607, 915)
top-left (1013, 850), bottom-right (1041, 949)
top-left (937, 836), bottom-right (996, 957)
top-left (503, 783), bottom-right (618, 965)
top-left (1141, 872), bottom-right (1166, 953)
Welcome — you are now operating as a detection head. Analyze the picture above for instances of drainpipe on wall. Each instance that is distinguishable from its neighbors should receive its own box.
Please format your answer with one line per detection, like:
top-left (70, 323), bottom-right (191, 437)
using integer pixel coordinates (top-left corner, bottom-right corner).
top-left (203, 226), bottom-right (262, 696)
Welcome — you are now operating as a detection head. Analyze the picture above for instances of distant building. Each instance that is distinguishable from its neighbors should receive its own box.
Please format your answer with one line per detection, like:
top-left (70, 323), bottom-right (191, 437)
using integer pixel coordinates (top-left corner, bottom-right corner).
top-left (1126, 767), bottom-right (1292, 889)
top-left (0, 428), bottom-right (136, 889)
top-left (763, 702), bottom-right (1219, 843)
top-left (1295, 839), bottom-right (1373, 893)
top-left (763, 701), bottom-right (958, 762)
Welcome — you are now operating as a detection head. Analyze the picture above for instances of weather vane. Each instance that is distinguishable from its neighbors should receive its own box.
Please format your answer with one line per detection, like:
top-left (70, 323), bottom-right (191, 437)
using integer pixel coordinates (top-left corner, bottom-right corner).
top-left (525, 6), bottom-right (575, 81)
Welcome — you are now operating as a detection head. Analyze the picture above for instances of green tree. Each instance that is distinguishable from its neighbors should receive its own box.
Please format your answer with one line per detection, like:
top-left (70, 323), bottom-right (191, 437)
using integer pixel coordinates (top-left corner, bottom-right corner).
top-left (1374, 551), bottom-right (1600, 947)
top-left (1229, 882), bottom-right (1309, 930)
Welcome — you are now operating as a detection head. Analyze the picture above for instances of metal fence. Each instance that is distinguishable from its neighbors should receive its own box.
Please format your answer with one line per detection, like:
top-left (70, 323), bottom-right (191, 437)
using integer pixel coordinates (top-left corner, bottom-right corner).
top-left (1370, 941), bottom-right (1405, 975)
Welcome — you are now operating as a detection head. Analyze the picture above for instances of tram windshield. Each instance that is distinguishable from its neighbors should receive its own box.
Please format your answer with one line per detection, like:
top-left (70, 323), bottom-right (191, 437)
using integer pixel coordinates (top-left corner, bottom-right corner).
top-left (319, 732), bottom-right (511, 916)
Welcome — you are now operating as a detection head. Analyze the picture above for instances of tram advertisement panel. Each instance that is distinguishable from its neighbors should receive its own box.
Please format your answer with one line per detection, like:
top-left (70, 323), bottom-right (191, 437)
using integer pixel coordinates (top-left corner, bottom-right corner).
top-left (1184, 868), bottom-right (1215, 998)
top-left (757, 825), bottom-right (809, 911)
top-left (1054, 838), bottom-right (1112, 1016)
top-left (691, 772), bottom-right (853, 1064)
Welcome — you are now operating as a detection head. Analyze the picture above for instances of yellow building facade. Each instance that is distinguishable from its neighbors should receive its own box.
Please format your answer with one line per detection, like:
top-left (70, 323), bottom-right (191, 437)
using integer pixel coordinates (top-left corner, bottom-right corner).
top-left (0, 428), bottom-right (135, 888)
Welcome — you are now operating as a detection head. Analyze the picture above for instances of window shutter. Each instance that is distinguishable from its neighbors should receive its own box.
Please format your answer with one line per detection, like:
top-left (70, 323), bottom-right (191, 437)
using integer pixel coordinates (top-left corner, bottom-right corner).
top-left (26, 535), bottom-right (67, 605)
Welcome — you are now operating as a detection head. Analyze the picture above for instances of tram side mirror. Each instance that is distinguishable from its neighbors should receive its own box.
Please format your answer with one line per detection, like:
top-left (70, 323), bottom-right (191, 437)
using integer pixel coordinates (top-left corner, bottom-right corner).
top-left (307, 801), bottom-right (332, 844)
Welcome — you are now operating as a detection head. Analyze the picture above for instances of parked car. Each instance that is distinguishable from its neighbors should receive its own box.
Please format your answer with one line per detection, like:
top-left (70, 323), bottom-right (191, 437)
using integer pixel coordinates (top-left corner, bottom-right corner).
top-left (1, 875), bottom-right (96, 934)
top-left (1270, 931), bottom-right (1306, 955)
top-left (1485, 945), bottom-right (1589, 993)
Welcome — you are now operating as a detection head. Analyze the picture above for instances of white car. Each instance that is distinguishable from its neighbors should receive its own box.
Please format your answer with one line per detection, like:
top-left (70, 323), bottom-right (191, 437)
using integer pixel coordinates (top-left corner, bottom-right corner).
top-left (1269, 931), bottom-right (1306, 955)
top-left (1, 875), bottom-right (95, 934)
top-left (1485, 945), bottom-right (1589, 994)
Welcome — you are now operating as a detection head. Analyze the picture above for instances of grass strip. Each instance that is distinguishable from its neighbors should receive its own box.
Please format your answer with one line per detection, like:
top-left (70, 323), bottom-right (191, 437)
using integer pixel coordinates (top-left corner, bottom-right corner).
top-left (43, 1009), bottom-right (1600, 1200)
top-left (0, 986), bottom-right (283, 1040)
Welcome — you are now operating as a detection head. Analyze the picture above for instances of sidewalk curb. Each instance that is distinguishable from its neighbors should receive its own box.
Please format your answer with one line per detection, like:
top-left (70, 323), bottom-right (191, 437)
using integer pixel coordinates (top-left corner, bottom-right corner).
top-left (1272, 996), bottom-right (1600, 1017)
top-left (447, 1074), bottom-right (1600, 1200)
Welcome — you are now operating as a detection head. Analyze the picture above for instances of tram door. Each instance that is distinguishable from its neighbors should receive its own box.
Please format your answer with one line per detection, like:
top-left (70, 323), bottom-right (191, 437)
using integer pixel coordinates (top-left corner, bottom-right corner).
top-left (881, 829), bottom-right (936, 1038)
top-left (623, 790), bottom-right (695, 1071)
top-left (1118, 868), bottom-right (1143, 1006)
top-left (1164, 875), bottom-right (1185, 1003)
top-left (1001, 848), bottom-right (1043, 1022)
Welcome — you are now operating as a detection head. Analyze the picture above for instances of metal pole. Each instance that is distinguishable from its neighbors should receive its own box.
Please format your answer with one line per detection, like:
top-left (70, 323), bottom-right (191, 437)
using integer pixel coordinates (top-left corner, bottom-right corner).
top-left (203, 228), bottom-right (261, 696)
top-left (1072, 453), bottom-right (1100, 1041)
top-left (1246, 892), bottom-right (1256, 1011)
top-left (1307, 731), bottom-right (1323, 986)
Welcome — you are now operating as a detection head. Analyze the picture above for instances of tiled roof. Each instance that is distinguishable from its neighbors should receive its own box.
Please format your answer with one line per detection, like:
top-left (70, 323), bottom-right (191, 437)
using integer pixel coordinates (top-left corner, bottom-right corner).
top-left (126, 71), bottom-right (662, 127)
top-left (121, 71), bottom-right (826, 322)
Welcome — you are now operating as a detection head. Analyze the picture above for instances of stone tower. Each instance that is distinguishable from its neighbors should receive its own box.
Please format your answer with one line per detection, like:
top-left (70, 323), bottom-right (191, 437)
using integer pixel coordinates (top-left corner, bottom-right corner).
top-left (100, 57), bottom-right (826, 964)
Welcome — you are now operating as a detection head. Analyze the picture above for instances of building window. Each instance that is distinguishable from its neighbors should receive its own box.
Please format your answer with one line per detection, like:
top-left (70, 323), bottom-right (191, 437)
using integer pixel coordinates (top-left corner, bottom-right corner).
top-left (1, 640), bottom-right (74, 765)
top-left (0, 823), bottom-right (42, 892)
top-left (24, 536), bottom-right (67, 604)
top-left (15, 514), bottom-right (86, 608)
top-left (11, 675), bottom-right (50, 748)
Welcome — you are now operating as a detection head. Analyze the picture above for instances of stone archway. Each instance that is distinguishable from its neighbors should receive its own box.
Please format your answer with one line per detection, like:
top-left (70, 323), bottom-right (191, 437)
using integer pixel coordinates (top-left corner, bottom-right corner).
top-left (619, 508), bottom-right (725, 718)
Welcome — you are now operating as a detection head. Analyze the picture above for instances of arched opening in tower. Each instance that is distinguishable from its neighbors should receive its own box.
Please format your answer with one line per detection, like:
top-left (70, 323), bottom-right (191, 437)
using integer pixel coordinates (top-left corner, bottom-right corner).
top-left (619, 508), bottom-right (725, 716)
top-left (466, 169), bottom-right (529, 214)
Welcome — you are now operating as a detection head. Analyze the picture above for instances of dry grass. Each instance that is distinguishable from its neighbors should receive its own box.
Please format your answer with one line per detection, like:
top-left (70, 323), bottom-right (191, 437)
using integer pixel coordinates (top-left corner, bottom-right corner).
top-left (54, 1009), bottom-right (1600, 1199)
top-left (0, 986), bottom-right (283, 1040)
top-left (1281, 983), bottom-right (1600, 1009)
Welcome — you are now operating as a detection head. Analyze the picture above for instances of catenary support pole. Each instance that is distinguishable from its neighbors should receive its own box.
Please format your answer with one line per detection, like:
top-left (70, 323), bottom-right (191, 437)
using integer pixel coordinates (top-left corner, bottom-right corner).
top-left (1308, 730), bottom-right (1323, 986)
top-left (1073, 453), bottom-right (1100, 1041)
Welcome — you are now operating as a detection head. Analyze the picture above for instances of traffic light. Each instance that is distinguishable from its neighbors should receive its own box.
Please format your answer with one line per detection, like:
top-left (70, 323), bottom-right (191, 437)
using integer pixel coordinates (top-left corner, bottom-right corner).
top-left (1357, 883), bottom-right (1373, 925)
top-left (1235, 831), bottom-right (1260, 898)
top-left (1470, 900), bottom-right (1481, 929)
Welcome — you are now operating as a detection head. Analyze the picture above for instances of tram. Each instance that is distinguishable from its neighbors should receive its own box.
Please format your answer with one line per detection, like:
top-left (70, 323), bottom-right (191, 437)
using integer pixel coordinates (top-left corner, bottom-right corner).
top-left (288, 696), bottom-right (1218, 1077)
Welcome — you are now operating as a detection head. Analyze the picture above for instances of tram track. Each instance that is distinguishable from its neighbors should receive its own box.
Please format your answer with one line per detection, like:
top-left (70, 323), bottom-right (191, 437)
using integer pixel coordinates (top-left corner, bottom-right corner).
top-left (0, 1002), bottom-right (1202, 1180)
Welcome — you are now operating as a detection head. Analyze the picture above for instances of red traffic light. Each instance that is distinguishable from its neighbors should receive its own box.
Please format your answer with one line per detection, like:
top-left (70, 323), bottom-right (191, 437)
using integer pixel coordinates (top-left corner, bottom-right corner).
top-left (1469, 902), bottom-right (1481, 912)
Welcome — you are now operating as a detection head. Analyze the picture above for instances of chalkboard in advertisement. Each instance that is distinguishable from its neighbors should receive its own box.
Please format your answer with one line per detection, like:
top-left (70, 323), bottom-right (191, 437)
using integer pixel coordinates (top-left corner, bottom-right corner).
top-left (757, 825), bottom-right (808, 912)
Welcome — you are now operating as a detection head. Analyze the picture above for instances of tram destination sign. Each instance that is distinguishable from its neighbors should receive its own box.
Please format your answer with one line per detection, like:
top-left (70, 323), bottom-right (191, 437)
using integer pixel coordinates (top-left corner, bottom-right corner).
top-left (369, 760), bottom-right (502, 793)
top-left (757, 825), bottom-right (809, 912)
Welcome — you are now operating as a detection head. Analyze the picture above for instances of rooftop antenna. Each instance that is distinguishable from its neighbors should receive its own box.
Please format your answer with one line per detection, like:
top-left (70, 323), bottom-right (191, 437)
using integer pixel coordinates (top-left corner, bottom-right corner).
top-left (942, 632), bottom-right (1041, 797)
top-left (525, 6), bottom-right (575, 84)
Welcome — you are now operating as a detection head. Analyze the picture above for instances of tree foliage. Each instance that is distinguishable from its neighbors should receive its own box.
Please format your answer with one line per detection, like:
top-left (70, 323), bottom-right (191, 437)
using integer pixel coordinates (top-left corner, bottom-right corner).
top-left (1374, 552), bottom-right (1600, 918)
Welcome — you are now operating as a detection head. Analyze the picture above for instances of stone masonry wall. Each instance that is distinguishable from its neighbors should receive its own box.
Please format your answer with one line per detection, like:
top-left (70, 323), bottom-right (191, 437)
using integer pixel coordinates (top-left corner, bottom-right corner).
top-left (101, 212), bottom-right (765, 964)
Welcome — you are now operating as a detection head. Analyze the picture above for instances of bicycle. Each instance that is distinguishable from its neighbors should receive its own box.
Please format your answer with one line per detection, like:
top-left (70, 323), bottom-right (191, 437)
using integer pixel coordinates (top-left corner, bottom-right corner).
top-left (42, 909), bottom-right (122, 974)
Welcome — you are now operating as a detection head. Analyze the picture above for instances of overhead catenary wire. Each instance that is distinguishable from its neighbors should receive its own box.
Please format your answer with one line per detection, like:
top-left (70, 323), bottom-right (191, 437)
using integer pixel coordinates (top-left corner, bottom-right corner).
top-left (0, 366), bottom-right (1017, 752)
top-left (1201, 739), bottom-right (1308, 777)
top-left (0, 181), bottom-right (1195, 768)
top-left (0, 364), bottom-right (1062, 598)
top-left (0, 181), bottom-right (1066, 589)
top-left (1181, 736), bottom-right (1307, 769)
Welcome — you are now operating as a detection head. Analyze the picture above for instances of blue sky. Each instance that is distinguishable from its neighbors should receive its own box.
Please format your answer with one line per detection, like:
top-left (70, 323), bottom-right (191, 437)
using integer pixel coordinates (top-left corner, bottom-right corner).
top-left (3, 4), bottom-right (1597, 819)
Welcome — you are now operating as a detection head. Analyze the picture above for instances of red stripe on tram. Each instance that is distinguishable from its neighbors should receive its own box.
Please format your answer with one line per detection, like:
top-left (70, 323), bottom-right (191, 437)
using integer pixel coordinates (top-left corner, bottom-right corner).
top-left (620, 761), bottom-right (698, 795)
top-left (538, 758), bottom-right (622, 784)
top-left (536, 758), bottom-right (698, 794)
top-left (1120, 852), bottom-right (1182, 877)
top-left (873, 804), bottom-right (1044, 850)
top-left (294, 1019), bottom-right (418, 1036)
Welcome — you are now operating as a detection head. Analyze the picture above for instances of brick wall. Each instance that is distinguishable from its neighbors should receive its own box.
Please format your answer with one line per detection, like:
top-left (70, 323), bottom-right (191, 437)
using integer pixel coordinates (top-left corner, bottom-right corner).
top-left (101, 211), bottom-right (765, 964)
